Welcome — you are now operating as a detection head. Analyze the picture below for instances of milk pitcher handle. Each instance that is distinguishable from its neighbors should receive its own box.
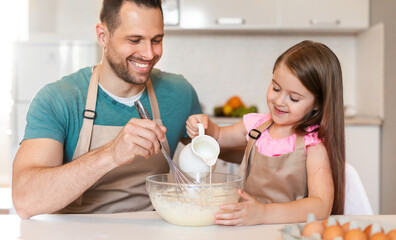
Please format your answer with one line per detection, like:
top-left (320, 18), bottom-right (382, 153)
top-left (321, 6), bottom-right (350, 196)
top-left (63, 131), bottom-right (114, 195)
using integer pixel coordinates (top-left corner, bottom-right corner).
top-left (198, 123), bottom-right (205, 136)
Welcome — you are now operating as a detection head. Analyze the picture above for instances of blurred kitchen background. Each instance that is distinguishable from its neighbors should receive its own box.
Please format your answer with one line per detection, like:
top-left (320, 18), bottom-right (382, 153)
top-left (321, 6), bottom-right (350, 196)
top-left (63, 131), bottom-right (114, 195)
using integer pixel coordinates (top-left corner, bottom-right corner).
top-left (0, 0), bottom-right (395, 215)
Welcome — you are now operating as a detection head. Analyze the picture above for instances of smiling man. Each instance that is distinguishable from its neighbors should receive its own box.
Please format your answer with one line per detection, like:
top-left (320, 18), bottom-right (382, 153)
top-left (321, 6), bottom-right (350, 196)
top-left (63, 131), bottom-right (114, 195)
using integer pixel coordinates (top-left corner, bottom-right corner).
top-left (12, 0), bottom-right (202, 219)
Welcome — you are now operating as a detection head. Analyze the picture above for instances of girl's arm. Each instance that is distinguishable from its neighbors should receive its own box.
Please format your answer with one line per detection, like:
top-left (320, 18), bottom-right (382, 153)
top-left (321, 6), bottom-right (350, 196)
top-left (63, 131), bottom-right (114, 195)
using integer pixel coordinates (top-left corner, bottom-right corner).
top-left (215, 142), bottom-right (334, 225)
top-left (186, 114), bottom-right (247, 148)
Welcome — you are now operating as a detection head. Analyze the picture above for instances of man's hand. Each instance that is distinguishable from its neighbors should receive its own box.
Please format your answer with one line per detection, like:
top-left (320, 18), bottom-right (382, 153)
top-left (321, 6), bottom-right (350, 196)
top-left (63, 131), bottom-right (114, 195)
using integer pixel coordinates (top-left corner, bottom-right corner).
top-left (105, 118), bottom-right (167, 167)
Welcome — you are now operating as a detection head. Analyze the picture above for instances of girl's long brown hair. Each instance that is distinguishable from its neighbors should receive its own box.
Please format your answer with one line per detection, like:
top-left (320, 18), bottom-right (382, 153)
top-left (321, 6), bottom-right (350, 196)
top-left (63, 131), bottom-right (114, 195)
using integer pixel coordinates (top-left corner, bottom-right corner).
top-left (273, 40), bottom-right (345, 214)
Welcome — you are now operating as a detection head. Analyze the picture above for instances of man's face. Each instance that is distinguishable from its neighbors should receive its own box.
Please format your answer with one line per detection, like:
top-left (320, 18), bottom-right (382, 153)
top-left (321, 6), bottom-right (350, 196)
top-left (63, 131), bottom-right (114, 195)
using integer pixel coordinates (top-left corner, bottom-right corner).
top-left (105, 2), bottom-right (164, 85)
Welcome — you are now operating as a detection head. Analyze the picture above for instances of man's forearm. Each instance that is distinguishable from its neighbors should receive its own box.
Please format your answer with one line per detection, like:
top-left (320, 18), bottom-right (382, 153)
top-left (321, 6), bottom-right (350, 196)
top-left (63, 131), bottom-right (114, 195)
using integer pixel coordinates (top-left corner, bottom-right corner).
top-left (12, 146), bottom-right (114, 219)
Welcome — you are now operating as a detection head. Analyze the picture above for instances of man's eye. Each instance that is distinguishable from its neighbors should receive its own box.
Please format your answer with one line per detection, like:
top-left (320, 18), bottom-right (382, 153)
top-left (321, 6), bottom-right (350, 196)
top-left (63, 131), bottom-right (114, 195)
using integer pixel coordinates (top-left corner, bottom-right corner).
top-left (152, 39), bottom-right (162, 44)
top-left (129, 39), bottom-right (140, 44)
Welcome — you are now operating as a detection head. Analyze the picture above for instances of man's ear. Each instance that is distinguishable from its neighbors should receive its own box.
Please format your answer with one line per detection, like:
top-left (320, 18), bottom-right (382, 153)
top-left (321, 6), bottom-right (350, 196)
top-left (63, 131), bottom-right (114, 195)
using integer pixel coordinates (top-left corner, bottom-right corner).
top-left (96, 23), bottom-right (108, 48)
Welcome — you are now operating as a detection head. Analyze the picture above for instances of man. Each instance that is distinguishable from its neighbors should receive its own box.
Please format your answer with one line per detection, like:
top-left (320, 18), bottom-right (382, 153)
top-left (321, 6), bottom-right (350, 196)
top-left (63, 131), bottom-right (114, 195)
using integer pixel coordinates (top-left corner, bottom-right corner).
top-left (12, 0), bottom-right (202, 219)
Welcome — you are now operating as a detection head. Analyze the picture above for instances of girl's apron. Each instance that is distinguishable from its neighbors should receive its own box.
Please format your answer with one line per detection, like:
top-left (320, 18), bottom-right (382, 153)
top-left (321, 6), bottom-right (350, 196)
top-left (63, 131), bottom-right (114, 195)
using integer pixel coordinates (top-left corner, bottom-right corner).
top-left (239, 120), bottom-right (308, 203)
top-left (57, 65), bottom-right (170, 214)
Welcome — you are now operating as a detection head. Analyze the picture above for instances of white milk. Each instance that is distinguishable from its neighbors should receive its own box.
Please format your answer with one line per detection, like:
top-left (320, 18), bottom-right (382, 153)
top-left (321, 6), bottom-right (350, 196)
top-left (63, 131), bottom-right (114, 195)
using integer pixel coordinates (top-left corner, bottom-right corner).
top-left (192, 139), bottom-right (218, 166)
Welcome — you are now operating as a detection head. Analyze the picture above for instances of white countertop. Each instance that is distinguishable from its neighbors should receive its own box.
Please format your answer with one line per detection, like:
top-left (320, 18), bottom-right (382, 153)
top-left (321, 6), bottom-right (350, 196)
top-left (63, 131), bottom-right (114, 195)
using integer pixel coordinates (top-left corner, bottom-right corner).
top-left (2, 212), bottom-right (396, 240)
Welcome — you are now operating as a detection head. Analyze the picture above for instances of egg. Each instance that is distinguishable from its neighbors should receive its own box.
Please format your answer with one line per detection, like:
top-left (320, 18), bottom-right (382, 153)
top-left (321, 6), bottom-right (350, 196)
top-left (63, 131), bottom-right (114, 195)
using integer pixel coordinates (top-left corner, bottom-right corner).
top-left (388, 229), bottom-right (396, 240)
top-left (370, 232), bottom-right (390, 240)
top-left (344, 229), bottom-right (367, 240)
top-left (342, 221), bottom-right (351, 232)
top-left (322, 218), bottom-right (329, 227)
top-left (302, 221), bottom-right (325, 237)
top-left (365, 224), bottom-right (385, 238)
top-left (323, 225), bottom-right (344, 240)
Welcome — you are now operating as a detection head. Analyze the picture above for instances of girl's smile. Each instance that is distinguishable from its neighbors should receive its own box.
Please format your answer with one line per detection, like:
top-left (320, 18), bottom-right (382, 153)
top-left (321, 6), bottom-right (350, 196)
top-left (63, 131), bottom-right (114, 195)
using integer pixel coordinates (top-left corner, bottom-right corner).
top-left (273, 105), bottom-right (289, 115)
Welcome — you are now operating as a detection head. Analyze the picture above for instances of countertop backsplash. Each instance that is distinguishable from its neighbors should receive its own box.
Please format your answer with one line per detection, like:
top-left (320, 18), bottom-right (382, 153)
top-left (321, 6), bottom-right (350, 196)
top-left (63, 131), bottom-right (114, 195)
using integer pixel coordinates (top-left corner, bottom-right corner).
top-left (156, 32), bottom-right (357, 116)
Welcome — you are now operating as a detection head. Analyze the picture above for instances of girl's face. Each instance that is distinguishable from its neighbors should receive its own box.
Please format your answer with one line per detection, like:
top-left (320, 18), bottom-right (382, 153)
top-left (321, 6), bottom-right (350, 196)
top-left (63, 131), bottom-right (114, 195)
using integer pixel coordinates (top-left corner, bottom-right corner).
top-left (267, 63), bottom-right (316, 127)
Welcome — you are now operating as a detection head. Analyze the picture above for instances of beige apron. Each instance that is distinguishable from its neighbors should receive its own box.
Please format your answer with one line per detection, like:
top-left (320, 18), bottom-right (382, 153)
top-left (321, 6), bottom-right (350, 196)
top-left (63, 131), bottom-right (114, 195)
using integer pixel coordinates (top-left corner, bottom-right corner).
top-left (57, 65), bottom-right (170, 214)
top-left (239, 120), bottom-right (308, 204)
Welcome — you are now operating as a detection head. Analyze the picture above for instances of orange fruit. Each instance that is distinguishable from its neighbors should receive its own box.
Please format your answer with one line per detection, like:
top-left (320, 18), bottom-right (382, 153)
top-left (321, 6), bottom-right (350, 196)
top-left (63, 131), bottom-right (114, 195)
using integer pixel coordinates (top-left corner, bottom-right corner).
top-left (226, 96), bottom-right (245, 109)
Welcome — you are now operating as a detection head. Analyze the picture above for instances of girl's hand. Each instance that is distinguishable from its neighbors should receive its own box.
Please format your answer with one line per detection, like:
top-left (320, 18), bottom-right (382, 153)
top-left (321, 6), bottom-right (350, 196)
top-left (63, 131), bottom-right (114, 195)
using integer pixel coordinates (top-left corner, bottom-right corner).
top-left (186, 114), bottom-right (210, 139)
top-left (215, 189), bottom-right (265, 226)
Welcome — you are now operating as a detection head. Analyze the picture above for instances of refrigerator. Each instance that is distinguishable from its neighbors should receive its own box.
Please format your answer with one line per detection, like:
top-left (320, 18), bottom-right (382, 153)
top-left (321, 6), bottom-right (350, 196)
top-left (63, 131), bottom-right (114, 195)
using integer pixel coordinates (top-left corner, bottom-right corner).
top-left (12, 40), bottom-right (100, 145)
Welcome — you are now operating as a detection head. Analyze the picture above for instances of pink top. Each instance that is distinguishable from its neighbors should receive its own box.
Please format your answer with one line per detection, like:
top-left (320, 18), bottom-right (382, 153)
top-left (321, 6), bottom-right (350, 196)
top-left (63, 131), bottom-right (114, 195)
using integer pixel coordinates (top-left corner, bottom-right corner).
top-left (243, 113), bottom-right (322, 157)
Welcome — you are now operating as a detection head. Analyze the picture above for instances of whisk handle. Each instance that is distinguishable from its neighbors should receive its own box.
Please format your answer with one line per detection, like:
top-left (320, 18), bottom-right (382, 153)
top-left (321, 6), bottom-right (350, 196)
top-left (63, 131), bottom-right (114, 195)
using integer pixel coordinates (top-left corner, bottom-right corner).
top-left (134, 100), bottom-right (152, 120)
top-left (134, 99), bottom-right (165, 147)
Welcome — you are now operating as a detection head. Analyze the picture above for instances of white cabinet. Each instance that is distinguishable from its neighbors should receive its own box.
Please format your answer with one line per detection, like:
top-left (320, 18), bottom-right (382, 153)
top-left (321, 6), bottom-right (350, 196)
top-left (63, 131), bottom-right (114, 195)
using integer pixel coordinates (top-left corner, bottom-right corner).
top-left (345, 125), bottom-right (380, 214)
top-left (175, 0), bottom-right (369, 31)
top-left (179, 0), bottom-right (278, 30)
top-left (280, 0), bottom-right (369, 31)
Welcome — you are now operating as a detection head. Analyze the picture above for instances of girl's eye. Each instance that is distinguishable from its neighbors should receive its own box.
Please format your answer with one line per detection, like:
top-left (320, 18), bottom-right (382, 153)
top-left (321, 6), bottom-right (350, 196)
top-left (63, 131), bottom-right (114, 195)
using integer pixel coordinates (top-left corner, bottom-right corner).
top-left (273, 87), bottom-right (280, 92)
top-left (290, 96), bottom-right (299, 102)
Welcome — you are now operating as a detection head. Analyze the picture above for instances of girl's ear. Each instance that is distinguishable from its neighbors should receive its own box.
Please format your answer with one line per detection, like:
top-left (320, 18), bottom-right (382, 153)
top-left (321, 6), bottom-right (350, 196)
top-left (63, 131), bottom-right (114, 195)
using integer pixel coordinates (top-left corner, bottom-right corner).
top-left (311, 105), bottom-right (320, 116)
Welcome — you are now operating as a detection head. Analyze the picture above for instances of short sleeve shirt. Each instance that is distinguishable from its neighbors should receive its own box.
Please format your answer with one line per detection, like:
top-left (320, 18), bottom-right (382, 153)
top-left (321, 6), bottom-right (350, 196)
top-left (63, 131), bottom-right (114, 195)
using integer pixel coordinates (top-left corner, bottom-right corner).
top-left (23, 67), bottom-right (202, 163)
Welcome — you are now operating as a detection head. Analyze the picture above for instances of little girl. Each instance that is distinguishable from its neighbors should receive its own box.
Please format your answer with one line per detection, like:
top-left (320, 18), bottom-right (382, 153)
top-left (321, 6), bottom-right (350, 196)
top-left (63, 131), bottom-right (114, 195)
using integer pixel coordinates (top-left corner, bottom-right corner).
top-left (186, 40), bottom-right (345, 225)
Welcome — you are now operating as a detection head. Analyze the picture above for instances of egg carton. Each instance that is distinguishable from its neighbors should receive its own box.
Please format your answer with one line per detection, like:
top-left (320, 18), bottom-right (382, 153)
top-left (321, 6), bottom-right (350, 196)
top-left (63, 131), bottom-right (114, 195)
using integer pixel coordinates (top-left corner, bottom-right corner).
top-left (281, 216), bottom-right (396, 240)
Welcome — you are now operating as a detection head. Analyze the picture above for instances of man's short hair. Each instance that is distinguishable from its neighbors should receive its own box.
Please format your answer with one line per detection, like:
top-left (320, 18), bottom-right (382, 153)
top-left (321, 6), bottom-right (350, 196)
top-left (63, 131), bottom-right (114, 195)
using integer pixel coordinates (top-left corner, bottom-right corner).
top-left (100, 0), bottom-right (163, 33)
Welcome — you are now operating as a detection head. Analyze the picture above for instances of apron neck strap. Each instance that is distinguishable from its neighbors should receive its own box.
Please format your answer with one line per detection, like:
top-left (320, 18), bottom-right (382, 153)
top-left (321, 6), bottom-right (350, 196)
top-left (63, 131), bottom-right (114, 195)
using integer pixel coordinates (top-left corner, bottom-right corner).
top-left (78, 66), bottom-right (100, 153)
top-left (78, 65), bottom-right (169, 155)
top-left (146, 78), bottom-right (161, 122)
top-left (145, 79), bottom-right (171, 154)
top-left (247, 120), bottom-right (305, 149)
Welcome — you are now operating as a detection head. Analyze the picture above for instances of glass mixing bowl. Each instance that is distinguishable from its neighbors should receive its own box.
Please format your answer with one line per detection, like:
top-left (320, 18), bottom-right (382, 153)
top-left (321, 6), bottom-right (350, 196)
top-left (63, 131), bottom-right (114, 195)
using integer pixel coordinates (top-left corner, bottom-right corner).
top-left (146, 172), bottom-right (243, 227)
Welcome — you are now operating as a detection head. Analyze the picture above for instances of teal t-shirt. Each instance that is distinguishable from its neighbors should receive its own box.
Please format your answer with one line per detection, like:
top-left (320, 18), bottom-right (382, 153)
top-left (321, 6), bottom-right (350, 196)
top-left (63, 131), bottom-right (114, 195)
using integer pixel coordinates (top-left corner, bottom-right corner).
top-left (23, 67), bottom-right (202, 164)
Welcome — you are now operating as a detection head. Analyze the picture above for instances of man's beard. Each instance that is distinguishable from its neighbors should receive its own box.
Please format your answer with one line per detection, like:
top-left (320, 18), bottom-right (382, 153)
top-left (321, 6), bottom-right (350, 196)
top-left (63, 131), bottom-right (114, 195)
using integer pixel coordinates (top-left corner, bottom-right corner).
top-left (107, 53), bottom-right (151, 85)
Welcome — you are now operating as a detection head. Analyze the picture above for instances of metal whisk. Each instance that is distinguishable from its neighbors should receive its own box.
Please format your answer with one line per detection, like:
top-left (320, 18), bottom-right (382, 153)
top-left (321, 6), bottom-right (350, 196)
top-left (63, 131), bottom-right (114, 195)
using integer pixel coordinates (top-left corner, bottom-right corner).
top-left (134, 100), bottom-right (198, 186)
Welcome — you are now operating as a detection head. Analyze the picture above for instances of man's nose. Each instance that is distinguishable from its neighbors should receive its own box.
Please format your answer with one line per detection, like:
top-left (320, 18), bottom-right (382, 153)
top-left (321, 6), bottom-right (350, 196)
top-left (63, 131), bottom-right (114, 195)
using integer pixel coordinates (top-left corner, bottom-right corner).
top-left (140, 42), bottom-right (154, 60)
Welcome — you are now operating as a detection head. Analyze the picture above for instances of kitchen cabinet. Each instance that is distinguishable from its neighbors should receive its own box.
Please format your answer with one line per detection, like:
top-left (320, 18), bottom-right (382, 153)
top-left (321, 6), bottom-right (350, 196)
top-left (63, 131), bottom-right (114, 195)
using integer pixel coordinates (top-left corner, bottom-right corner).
top-left (178, 0), bottom-right (278, 30)
top-left (280, 0), bottom-right (369, 31)
top-left (345, 124), bottom-right (380, 215)
top-left (173, 0), bottom-right (369, 31)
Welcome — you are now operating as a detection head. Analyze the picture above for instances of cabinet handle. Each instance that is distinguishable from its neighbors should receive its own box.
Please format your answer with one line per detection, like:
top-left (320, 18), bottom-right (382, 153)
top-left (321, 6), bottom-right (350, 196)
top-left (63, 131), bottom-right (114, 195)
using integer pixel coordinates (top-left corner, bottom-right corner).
top-left (309, 19), bottom-right (341, 26)
top-left (216, 17), bottom-right (245, 25)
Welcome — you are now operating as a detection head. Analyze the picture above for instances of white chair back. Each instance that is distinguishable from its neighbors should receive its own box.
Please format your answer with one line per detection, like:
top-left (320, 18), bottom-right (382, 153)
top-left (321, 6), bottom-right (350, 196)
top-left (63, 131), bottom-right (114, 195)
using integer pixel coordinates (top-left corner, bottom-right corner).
top-left (344, 162), bottom-right (373, 215)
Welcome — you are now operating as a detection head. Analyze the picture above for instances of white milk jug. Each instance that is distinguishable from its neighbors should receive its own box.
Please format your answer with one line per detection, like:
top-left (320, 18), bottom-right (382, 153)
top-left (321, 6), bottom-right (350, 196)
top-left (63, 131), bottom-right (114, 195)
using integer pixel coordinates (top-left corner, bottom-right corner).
top-left (179, 123), bottom-right (220, 174)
